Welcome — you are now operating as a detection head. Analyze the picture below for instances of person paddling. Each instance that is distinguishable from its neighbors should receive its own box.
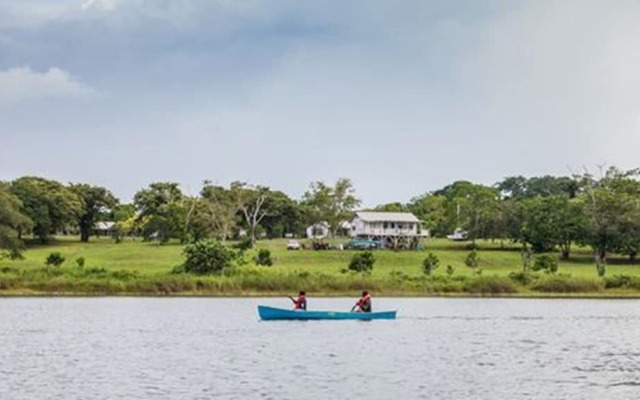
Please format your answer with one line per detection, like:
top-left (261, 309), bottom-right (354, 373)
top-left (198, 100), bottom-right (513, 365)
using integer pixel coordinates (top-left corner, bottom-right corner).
top-left (288, 290), bottom-right (307, 311)
top-left (353, 290), bottom-right (372, 313)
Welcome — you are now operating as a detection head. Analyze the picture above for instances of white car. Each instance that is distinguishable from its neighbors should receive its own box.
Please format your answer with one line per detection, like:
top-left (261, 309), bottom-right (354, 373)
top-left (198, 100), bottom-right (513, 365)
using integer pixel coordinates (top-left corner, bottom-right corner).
top-left (286, 240), bottom-right (301, 250)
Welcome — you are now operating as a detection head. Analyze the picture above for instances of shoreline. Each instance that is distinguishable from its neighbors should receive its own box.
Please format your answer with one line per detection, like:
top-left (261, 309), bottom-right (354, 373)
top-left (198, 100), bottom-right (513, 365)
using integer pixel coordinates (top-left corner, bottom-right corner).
top-left (3, 290), bottom-right (640, 299)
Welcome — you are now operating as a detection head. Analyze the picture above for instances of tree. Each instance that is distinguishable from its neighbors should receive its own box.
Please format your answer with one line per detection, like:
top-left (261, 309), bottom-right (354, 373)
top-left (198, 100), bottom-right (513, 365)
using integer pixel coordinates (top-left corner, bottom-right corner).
top-left (230, 182), bottom-right (269, 246)
top-left (69, 184), bottom-right (118, 242)
top-left (10, 177), bottom-right (82, 243)
top-left (408, 194), bottom-right (446, 237)
top-left (519, 195), bottom-right (587, 257)
top-left (182, 239), bottom-right (238, 275)
top-left (374, 202), bottom-right (408, 212)
top-left (302, 178), bottom-right (360, 236)
top-left (437, 181), bottom-right (500, 244)
top-left (497, 175), bottom-right (580, 199)
top-left (133, 182), bottom-right (184, 242)
top-left (0, 183), bottom-right (32, 258)
top-left (260, 191), bottom-right (303, 238)
top-left (579, 167), bottom-right (640, 267)
top-left (200, 183), bottom-right (238, 241)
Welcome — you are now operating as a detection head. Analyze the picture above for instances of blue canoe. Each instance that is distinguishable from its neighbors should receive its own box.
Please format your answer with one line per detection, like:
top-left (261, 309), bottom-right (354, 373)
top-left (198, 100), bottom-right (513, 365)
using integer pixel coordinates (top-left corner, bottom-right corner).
top-left (258, 305), bottom-right (397, 321)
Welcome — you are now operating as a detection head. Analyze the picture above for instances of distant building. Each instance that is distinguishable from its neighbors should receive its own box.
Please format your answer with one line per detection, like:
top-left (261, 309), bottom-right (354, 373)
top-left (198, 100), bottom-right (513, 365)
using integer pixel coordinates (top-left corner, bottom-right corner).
top-left (94, 221), bottom-right (116, 236)
top-left (306, 222), bottom-right (330, 239)
top-left (349, 211), bottom-right (426, 249)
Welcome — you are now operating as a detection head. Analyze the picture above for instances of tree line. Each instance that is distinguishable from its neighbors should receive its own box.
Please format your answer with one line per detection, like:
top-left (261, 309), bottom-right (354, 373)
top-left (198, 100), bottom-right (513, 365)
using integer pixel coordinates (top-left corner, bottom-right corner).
top-left (2, 168), bottom-right (640, 267)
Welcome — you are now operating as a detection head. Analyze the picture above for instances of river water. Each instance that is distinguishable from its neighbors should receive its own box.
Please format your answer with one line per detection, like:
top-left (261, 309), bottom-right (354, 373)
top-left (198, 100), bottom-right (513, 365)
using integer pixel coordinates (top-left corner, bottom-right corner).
top-left (1, 298), bottom-right (639, 399)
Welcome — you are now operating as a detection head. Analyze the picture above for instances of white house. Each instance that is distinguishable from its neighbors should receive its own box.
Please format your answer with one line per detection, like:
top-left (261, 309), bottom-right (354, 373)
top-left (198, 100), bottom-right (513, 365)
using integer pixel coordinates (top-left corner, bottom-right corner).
top-left (93, 221), bottom-right (116, 236)
top-left (349, 211), bottom-right (425, 249)
top-left (306, 222), bottom-right (330, 239)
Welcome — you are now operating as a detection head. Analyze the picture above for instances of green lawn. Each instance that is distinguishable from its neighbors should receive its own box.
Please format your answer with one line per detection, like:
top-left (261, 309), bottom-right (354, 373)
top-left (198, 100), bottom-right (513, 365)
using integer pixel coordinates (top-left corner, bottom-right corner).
top-left (1, 236), bottom-right (640, 296)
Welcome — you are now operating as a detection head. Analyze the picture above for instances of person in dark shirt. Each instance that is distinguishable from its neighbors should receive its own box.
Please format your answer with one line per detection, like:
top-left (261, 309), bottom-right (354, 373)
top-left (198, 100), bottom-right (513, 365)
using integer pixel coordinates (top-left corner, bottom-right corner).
top-left (288, 290), bottom-right (307, 310)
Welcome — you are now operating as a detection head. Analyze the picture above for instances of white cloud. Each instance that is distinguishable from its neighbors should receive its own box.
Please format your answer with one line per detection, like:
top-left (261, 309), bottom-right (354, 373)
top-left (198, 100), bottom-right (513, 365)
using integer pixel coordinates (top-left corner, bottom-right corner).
top-left (0, 66), bottom-right (97, 107)
top-left (81, 0), bottom-right (117, 11)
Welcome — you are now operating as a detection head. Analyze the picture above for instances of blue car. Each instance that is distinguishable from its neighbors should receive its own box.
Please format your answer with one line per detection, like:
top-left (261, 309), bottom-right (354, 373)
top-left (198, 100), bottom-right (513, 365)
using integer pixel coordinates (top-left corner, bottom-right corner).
top-left (347, 239), bottom-right (383, 250)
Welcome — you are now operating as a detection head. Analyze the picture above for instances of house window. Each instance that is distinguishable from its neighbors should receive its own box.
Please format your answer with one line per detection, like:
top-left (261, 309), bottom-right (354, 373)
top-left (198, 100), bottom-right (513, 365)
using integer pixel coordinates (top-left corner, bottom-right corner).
top-left (398, 224), bottom-right (404, 230)
top-left (390, 223), bottom-right (395, 229)
top-left (383, 222), bottom-right (388, 229)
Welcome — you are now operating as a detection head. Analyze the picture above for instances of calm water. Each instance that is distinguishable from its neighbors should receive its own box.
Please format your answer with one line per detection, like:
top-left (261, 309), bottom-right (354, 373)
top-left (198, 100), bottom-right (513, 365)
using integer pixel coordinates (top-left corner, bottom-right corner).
top-left (1, 298), bottom-right (640, 399)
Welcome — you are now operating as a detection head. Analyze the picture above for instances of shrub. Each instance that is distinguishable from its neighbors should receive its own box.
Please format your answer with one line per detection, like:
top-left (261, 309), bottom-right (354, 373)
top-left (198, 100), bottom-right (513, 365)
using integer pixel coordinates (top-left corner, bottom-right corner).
top-left (45, 252), bottom-right (66, 267)
top-left (234, 237), bottom-right (253, 251)
top-left (75, 257), bottom-right (85, 268)
top-left (508, 271), bottom-right (539, 285)
top-left (532, 276), bottom-right (603, 293)
top-left (254, 249), bottom-right (273, 266)
top-left (349, 251), bottom-right (375, 273)
top-left (532, 254), bottom-right (558, 273)
top-left (464, 276), bottom-right (517, 294)
top-left (422, 253), bottom-right (440, 275)
top-left (596, 261), bottom-right (606, 277)
top-left (465, 250), bottom-right (479, 268)
top-left (446, 265), bottom-right (455, 276)
top-left (183, 239), bottom-right (238, 275)
top-left (603, 275), bottom-right (640, 289)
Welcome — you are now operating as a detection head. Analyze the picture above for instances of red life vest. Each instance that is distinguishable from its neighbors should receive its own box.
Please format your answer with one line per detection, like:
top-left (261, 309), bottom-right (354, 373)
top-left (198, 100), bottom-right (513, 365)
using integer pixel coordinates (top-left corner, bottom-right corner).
top-left (358, 294), bottom-right (371, 311)
top-left (294, 295), bottom-right (307, 310)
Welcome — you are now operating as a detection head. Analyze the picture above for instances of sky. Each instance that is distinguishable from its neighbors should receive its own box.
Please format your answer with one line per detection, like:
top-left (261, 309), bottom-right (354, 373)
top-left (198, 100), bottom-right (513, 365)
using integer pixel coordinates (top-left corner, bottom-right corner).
top-left (1, 0), bottom-right (640, 207)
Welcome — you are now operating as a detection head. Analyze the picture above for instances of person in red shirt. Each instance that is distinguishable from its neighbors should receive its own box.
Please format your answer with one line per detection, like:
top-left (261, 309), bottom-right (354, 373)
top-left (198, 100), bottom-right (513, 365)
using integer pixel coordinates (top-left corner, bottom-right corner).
top-left (288, 290), bottom-right (307, 310)
top-left (353, 290), bottom-right (372, 313)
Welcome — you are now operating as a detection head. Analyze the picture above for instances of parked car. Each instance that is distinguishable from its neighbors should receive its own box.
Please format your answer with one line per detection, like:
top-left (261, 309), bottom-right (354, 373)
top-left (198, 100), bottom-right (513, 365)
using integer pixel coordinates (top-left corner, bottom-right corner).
top-left (286, 240), bottom-right (301, 250)
top-left (446, 229), bottom-right (469, 241)
top-left (347, 239), bottom-right (382, 250)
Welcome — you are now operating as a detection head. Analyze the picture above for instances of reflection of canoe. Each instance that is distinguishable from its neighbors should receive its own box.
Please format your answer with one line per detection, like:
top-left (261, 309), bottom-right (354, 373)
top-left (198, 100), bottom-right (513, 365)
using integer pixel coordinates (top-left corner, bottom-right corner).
top-left (258, 305), bottom-right (397, 321)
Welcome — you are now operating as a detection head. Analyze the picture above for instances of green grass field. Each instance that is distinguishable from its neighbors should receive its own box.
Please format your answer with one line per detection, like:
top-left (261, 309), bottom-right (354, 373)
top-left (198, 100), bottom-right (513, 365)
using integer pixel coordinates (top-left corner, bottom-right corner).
top-left (2, 236), bottom-right (640, 296)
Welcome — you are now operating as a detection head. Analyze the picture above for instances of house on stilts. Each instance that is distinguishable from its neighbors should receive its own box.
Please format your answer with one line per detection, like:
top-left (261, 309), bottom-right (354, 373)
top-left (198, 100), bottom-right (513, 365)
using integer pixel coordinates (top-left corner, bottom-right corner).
top-left (348, 211), bottom-right (427, 249)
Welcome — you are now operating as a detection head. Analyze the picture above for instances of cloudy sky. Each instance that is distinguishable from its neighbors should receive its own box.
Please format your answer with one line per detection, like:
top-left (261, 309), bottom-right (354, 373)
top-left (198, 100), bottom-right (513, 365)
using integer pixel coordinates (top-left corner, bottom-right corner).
top-left (1, 1), bottom-right (639, 206)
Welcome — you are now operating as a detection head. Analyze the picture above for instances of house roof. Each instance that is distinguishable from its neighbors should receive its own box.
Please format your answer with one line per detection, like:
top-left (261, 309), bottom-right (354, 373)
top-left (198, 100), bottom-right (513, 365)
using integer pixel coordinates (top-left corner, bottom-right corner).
top-left (95, 221), bottom-right (116, 230)
top-left (355, 212), bottom-right (419, 223)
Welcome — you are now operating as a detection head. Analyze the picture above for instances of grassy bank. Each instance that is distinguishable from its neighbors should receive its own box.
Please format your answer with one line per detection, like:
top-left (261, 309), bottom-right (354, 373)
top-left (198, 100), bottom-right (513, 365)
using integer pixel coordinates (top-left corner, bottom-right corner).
top-left (2, 237), bottom-right (640, 296)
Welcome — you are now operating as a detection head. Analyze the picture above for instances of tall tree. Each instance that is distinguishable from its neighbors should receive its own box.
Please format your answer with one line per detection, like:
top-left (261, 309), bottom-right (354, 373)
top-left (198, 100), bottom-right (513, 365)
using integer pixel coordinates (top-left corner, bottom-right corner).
top-left (200, 183), bottom-right (238, 242)
top-left (302, 178), bottom-right (360, 236)
top-left (230, 182), bottom-right (269, 246)
top-left (437, 181), bottom-right (500, 243)
top-left (0, 183), bottom-right (32, 258)
top-left (10, 177), bottom-right (82, 243)
top-left (133, 182), bottom-right (184, 242)
top-left (519, 195), bottom-right (587, 257)
top-left (408, 194), bottom-right (447, 237)
top-left (70, 184), bottom-right (119, 242)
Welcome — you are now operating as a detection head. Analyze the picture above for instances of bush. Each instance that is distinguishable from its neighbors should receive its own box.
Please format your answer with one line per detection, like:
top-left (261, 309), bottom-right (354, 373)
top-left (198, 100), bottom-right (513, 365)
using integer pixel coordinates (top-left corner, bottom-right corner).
top-left (349, 251), bottom-right (375, 273)
top-left (75, 257), bottom-right (85, 268)
top-left (603, 275), bottom-right (640, 289)
top-left (234, 237), bottom-right (253, 251)
top-left (422, 253), bottom-right (440, 275)
top-left (508, 271), bottom-right (539, 285)
top-left (531, 276), bottom-right (603, 293)
top-left (45, 252), bottom-right (66, 267)
top-left (596, 262), bottom-right (606, 277)
top-left (446, 265), bottom-right (455, 276)
top-left (183, 239), bottom-right (238, 275)
top-left (465, 250), bottom-right (479, 268)
top-left (254, 249), bottom-right (273, 266)
top-left (464, 276), bottom-right (517, 294)
top-left (531, 254), bottom-right (558, 273)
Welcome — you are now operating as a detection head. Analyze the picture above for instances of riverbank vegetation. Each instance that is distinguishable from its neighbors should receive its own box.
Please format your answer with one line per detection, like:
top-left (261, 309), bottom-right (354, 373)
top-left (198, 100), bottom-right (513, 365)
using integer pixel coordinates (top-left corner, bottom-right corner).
top-left (4, 167), bottom-right (640, 296)
top-left (2, 237), bottom-right (640, 296)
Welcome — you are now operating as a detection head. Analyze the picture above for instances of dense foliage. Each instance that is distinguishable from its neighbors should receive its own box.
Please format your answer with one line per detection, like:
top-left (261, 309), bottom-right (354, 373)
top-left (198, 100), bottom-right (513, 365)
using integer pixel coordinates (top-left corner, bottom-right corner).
top-left (348, 251), bottom-right (375, 273)
top-left (182, 239), bottom-right (238, 275)
top-left (4, 166), bottom-right (640, 272)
